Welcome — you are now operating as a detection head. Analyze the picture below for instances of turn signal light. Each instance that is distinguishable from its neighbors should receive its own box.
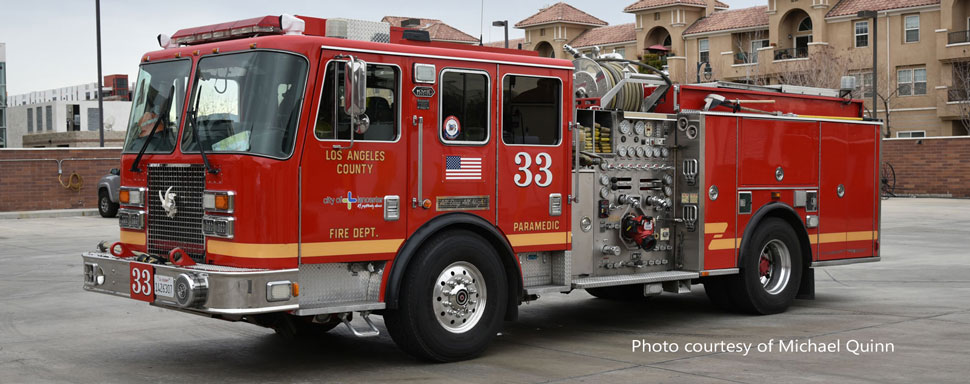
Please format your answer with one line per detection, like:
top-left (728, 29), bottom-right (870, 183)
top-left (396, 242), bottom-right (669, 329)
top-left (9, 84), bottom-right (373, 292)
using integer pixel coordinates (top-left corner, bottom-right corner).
top-left (203, 190), bottom-right (235, 213)
top-left (119, 190), bottom-right (129, 204)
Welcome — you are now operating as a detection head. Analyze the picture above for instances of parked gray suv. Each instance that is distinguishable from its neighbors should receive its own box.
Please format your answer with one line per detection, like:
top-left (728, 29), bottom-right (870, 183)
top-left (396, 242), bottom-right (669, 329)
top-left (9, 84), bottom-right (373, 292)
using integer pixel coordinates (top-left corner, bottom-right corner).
top-left (97, 168), bottom-right (121, 218)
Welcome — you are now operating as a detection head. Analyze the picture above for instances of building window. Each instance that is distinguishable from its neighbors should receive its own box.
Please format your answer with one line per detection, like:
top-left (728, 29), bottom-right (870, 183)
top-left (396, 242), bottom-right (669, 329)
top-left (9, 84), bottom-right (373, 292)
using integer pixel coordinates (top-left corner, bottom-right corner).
top-left (897, 67), bottom-right (927, 96)
top-left (27, 110), bottom-right (33, 132)
top-left (614, 47), bottom-right (626, 57)
top-left (855, 21), bottom-right (869, 47)
top-left (502, 75), bottom-right (561, 145)
top-left (698, 38), bottom-right (709, 63)
top-left (654, 12), bottom-right (660, 21)
top-left (904, 14), bottom-right (919, 43)
top-left (852, 72), bottom-right (874, 98)
top-left (896, 130), bottom-right (925, 138)
top-left (750, 39), bottom-right (769, 63)
top-left (46, 105), bottom-right (53, 131)
top-left (36, 108), bottom-right (42, 133)
top-left (798, 17), bottom-right (813, 32)
top-left (540, 28), bottom-right (545, 36)
top-left (440, 70), bottom-right (489, 144)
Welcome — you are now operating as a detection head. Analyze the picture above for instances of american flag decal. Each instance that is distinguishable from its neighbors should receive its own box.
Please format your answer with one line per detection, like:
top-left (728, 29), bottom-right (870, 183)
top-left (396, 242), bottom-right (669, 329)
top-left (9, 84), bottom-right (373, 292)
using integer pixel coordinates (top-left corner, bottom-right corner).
top-left (445, 156), bottom-right (482, 180)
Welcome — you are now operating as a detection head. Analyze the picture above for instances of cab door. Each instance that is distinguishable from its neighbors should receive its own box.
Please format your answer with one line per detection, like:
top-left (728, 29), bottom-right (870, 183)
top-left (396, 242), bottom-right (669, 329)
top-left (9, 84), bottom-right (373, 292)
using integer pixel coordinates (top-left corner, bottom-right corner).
top-left (299, 51), bottom-right (409, 264)
top-left (407, 60), bottom-right (497, 231)
top-left (496, 65), bottom-right (571, 252)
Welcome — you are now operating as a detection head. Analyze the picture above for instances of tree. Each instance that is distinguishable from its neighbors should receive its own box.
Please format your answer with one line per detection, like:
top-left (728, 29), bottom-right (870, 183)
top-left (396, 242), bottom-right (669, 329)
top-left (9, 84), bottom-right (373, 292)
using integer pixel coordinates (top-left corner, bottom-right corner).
top-left (947, 60), bottom-right (970, 135)
top-left (733, 30), bottom-right (768, 84)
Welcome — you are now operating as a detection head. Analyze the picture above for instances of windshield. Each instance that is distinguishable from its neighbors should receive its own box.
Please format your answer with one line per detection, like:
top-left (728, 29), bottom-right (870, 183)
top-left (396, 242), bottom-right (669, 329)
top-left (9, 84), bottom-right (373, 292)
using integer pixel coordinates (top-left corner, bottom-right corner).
top-left (122, 59), bottom-right (191, 153)
top-left (181, 51), bottom-right (308, 158)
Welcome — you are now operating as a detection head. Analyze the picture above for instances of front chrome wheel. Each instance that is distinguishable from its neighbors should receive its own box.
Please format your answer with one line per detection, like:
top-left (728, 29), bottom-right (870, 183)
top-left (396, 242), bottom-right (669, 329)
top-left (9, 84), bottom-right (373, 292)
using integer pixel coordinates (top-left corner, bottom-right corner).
top-left (433, 261), bottom-right (486, 334)
top-left (759, 239), bottom-right (792, 295)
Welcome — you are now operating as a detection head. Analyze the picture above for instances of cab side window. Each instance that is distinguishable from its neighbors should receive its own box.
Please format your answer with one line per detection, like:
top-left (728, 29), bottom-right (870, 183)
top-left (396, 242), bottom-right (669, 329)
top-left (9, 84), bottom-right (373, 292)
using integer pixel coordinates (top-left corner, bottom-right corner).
top-left (440, 70), bottom-right (489, 143)
top-left (502, 75), bottom-right (561, 145)
top-left (315, 62), bottom-right (399, 141)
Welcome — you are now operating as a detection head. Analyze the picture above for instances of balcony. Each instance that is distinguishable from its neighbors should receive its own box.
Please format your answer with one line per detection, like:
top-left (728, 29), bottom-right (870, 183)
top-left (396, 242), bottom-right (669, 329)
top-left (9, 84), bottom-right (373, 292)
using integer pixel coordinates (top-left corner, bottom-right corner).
top-left (773, 47), bottom-right (808, 61)
top-left (949, 30), bottom-right (970, 45)
top-left (734, 51), bottom-right (756, 65)
top-left (948, 88), bottom-right (970, 103)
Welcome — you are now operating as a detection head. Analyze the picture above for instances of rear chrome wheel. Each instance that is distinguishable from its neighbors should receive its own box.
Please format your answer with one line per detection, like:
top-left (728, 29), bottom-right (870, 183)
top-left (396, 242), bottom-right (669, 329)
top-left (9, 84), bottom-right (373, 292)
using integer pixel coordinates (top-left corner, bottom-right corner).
top-left (759, 239), bottom-right (792, 295)
top-left (433, 261), bottom-right (487, 334)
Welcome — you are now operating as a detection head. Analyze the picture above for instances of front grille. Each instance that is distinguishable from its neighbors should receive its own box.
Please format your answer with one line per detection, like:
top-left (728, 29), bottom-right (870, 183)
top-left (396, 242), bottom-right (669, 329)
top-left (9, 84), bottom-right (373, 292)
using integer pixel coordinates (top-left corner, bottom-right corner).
top-left (147, 164), bottom-right (206, 262)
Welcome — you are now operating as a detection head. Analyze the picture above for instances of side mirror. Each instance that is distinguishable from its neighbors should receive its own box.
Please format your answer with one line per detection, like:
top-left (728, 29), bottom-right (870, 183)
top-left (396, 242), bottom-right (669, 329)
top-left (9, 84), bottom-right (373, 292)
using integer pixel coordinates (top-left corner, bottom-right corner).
top-left (343, 57), bottom-right (368, 134)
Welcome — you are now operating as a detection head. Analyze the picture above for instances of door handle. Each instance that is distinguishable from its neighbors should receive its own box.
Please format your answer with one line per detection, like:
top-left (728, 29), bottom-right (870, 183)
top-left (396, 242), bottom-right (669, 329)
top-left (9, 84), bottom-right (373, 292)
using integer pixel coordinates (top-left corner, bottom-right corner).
top-left (413, 115), bottom-right (426, 209)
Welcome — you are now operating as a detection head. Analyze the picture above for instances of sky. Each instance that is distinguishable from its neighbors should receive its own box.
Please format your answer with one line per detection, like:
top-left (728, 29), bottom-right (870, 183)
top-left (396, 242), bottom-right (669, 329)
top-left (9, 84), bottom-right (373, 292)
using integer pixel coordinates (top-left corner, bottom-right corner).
top-left (0, 0), bottom-right (764, 96)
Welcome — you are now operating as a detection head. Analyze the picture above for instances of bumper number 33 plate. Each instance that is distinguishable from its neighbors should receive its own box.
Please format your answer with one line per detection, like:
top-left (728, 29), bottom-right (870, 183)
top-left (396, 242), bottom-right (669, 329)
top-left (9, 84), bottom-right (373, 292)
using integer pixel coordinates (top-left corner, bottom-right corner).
top-left (130, 263), bottom-right (155, 302)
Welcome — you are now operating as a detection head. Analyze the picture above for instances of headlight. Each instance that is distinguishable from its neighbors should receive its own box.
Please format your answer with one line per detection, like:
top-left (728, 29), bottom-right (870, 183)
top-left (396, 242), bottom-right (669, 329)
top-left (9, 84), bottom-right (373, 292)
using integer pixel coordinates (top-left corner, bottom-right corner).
top-left (202, 215), bottom-right (235, 238)
top-left (118, 209), bottom-right (145, 230)
top-left (203, 190), bottom-right (235, 213)
top-left (120, 187), bottom-right (146, 207)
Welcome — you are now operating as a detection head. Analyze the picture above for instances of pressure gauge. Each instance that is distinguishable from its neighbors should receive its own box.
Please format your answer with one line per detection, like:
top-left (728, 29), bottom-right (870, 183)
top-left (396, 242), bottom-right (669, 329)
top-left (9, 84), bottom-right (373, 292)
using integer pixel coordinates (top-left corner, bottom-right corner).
top-left (636, 146), bottom-right (646, 157)
top-left (652, 147), bottom-right (662, 158)
top-left (663, 174), bottom-right (674, 185)
top-left (600, 175), bottom-right (611, 186)
top-left (619, 120), bottom-right (632, 135)
top-left (600, 162), bottom-right (610, 171)
top-left (600, 187), bottom-right (611, 199)
top-left (661, 147), bottom-right (669, 158)
top-left (644, 145), bottom-right (653, 158)
top-left (634, 121), bottom-right (646, 136)
top-left (618, 146), bottom-right (628, 157)
top-left (664, 186), bottom-right (673, 196)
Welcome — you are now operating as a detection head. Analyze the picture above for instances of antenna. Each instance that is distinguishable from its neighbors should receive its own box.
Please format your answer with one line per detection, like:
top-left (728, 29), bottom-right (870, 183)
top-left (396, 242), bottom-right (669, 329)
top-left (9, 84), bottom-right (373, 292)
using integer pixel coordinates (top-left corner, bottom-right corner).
top-left (479, 0), bottom-right (484, 45)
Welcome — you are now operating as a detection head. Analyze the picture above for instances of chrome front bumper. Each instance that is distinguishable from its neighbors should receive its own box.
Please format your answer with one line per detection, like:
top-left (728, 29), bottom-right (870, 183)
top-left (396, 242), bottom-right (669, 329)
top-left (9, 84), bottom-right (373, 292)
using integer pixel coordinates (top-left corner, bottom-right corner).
top-left (81, 252), bottom-right (298, 315)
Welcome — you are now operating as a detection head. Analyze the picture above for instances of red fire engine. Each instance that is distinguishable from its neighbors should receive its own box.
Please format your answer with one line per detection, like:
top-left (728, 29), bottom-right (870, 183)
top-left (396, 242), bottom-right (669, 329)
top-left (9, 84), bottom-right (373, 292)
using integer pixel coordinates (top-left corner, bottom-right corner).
top-left (82, 14), bottom-right (881, 362)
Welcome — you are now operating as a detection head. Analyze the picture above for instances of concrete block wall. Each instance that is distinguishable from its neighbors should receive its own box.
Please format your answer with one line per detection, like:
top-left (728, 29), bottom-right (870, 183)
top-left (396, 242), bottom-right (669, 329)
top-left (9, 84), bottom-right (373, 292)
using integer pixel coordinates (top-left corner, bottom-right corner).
top-left (0, 148), bottom-right (121, 211)
top-left (881, 136), bottom-right (970, 198)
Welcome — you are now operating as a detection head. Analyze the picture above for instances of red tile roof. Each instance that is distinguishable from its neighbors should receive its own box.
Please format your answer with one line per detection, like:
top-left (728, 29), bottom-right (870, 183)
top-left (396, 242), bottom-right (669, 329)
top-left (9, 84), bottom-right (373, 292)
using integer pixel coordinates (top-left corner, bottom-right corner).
top-left (826, 0), bottom-right (940, 17)
top-left (683, 6), bottom-right (768, 35)
top-left (484, 38), bottom-right (526, 48)
top-left (381, 16), bottom-right (478, 43)
top-left (569, 23), bottom-right (637, 48)
top-left (624, 0), bottom-right (729, 13)
top-left (515, 2), bottom-right (608, 28)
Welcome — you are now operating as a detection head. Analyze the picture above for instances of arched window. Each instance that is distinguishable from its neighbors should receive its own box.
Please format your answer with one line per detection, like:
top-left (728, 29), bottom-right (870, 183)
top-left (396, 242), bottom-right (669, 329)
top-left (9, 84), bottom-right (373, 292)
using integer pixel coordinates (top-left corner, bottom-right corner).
top-left (663, 35), bottom-right (672, 47)
top-left (798, 17), bottom-right (813, 32)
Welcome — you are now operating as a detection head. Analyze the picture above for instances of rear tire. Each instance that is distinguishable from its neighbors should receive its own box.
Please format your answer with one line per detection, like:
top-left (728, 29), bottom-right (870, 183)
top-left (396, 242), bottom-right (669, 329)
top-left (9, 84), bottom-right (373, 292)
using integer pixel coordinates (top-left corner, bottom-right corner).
top-left (586, 284), bottom-right (653, 300)
top-left (730, 218), bottom-right (803, 315)
top-left (384, 230), bottom-right (508, 362)
top-left (98, 189), bottom-right (119, 218)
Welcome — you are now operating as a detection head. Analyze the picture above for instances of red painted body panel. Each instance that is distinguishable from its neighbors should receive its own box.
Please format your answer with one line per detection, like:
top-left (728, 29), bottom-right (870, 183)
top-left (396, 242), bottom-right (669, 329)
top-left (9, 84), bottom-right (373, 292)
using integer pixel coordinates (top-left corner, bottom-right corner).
top-left (739, 119), bottom-right (819, 186)
top-left (702, 115), bottom-right (739, 270)
top-left (654, 85), bottom-right (865, 118)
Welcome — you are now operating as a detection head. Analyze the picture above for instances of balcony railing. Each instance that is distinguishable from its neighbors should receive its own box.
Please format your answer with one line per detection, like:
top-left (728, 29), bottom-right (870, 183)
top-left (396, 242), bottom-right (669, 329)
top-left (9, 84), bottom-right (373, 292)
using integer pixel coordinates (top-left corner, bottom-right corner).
top-left (948, 88), bottom-right (970, 102)
top-left (734, 51), bottom-right (757, 65)
top-left (948, 30), bottom-right (970, 45)
top-left (773, 47), bottom-right (808, 61)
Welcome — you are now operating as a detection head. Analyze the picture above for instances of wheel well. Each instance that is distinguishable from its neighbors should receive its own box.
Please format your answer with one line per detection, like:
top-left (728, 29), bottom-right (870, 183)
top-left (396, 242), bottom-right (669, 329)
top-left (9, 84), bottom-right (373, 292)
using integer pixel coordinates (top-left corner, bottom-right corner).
top-left (384, 213), bottom-right (522, 321)
top-left (740, 203), bottom-right (813, 270)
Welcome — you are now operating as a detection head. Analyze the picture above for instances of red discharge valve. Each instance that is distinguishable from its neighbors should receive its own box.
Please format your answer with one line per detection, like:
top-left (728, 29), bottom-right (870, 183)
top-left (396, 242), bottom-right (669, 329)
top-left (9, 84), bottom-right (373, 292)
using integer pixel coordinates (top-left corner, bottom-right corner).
top-left (622, 215), bottom-right (657, 251)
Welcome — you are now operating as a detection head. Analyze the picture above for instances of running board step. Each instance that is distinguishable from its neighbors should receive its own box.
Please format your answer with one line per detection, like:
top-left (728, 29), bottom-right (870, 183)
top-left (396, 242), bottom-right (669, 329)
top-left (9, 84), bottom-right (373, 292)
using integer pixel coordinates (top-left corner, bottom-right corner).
top-left (571, 271), bottom-right (699, 289)
top-left (293, 301), bottom-right (385, 316)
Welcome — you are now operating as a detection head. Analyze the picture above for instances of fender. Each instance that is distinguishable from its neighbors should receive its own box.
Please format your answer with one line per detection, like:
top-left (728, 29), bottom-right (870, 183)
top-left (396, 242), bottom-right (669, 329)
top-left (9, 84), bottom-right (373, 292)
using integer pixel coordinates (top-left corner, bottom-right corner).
top-left (737, 202), bottom-right (813, 269)
top-left (384, 212), bottom-right (522, 320)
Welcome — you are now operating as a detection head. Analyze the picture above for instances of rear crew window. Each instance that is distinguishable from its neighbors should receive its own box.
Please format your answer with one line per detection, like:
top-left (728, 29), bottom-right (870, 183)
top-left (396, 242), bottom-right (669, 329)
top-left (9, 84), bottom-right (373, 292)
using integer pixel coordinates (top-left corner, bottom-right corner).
top-left (502, 75), bottom-right (561, 145)
top-left (315, 62), bottom-right (399, 141)
top-left (440, 70), bottom-right (489, 143)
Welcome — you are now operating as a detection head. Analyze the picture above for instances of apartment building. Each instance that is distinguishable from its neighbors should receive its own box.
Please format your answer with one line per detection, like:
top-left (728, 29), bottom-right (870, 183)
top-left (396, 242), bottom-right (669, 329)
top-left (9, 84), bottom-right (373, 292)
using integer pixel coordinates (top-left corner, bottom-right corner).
top-left (514, 1), bottom-right (970, 137)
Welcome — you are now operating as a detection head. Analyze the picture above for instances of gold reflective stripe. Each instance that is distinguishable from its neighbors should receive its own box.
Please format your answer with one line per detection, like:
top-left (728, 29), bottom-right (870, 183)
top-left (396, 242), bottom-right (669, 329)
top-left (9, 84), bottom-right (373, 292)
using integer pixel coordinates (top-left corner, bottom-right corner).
top-left (120, 231), bottom-right (145, 246)
top-left (704, 222), bottom-right (729, 234)
top-left (708, 231), bottom-right (877, 251)
top-left (508, 232), bottom-right (570, 247)
top-left (302, 239), bottom-right (403, 257)
top-left (206, 239), bottom-right (405, 259)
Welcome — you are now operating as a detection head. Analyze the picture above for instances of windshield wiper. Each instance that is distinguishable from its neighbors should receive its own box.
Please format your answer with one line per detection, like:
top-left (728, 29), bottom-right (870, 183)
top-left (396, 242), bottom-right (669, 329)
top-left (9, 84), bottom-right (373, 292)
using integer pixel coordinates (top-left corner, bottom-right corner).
top-left (130, 90), bottom-right (174, 173)
top-left (188, 86), bottom-right (219, 175)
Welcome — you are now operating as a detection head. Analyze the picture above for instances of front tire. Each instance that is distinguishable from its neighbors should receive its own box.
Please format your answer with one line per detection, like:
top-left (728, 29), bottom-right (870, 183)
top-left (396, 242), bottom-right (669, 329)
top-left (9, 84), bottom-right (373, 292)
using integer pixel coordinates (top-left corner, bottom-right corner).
top-left (98, 189), bottom-right (119, 218)
top-left (730, 218), bottom-right (803, 315)
top-left (384, 230), bottom-right (508, 362)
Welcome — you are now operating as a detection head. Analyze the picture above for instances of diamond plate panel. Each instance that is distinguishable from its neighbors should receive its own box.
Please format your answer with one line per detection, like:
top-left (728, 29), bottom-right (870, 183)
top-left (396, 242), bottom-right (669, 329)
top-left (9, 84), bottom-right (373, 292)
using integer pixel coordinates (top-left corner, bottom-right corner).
top-left (520, 252), bottom-right (553, 287)
top-left (325, 18), bottom-right (391, 43)
top-left (299, 262), bottom-right (385, 307)
top-left (571, 270), bottom-right (699, 289)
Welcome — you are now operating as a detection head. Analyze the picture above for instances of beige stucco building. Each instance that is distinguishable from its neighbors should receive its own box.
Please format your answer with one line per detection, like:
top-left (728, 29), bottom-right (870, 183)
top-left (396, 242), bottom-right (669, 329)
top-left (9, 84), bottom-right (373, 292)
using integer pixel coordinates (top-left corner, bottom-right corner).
top-left (512, 1), bottom-right (970, 137)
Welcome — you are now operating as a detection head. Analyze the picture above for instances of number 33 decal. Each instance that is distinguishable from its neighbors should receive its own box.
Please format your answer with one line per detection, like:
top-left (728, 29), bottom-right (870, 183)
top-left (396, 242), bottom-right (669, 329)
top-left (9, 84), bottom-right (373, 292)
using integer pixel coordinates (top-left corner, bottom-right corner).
top-left (514, 152), bottom-right (552, 187)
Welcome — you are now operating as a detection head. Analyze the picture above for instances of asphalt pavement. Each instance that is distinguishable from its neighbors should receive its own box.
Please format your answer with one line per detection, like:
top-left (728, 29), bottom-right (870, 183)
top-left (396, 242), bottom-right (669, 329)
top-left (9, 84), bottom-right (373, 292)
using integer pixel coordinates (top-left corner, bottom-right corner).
top-left (0, 198), bottom-right (968, 383)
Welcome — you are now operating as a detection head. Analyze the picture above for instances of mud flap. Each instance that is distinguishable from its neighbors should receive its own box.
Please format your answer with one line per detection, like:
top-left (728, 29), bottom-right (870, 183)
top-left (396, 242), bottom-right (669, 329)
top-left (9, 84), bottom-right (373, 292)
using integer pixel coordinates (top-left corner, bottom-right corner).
top-left (796, 268), bottom-right (815, 300)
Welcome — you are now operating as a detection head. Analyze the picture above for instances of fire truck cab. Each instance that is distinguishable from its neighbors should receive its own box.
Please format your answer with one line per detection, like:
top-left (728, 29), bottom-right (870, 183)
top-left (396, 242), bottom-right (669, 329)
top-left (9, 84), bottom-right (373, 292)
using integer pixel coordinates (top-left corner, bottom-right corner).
top-left (82, 15), bottom-right (881, 362)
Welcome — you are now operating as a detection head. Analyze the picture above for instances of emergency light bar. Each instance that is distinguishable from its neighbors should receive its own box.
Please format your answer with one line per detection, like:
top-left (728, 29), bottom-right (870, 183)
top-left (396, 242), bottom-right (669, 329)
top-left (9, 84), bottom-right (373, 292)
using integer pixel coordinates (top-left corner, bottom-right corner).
top-left (167, 15), bottom-right (305, 47)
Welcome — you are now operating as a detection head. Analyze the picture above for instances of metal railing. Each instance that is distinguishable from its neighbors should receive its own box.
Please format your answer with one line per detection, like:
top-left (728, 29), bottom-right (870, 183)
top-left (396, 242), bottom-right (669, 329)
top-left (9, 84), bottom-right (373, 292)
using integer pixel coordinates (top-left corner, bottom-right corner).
top-left (948, 30), bottom-right (970, 45)
top-left (773, 47), bottom-right (808, 61)
top-left (948, 88), bottom-right (970, 102)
